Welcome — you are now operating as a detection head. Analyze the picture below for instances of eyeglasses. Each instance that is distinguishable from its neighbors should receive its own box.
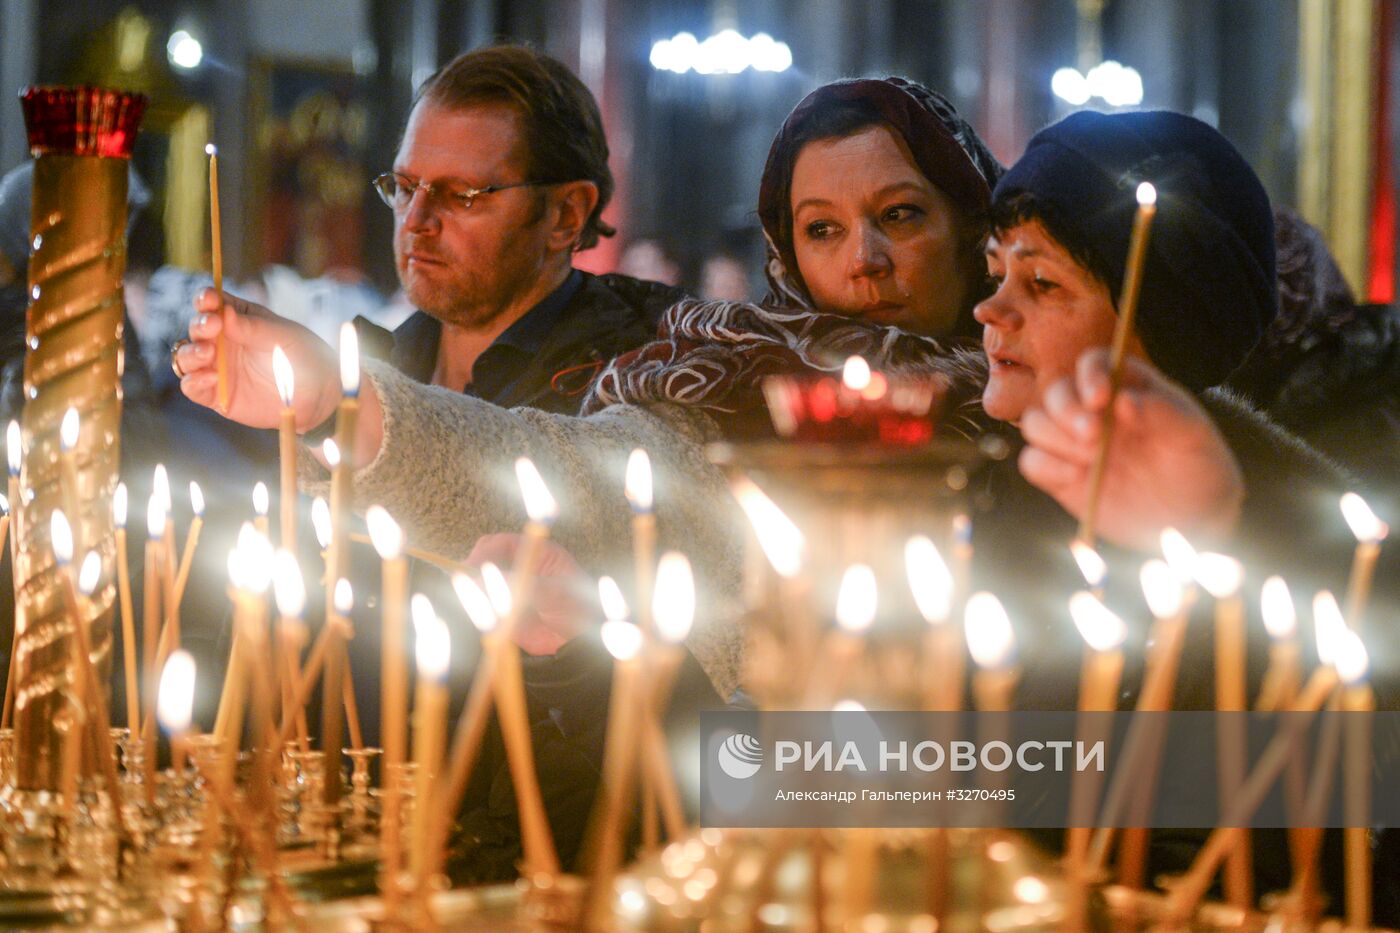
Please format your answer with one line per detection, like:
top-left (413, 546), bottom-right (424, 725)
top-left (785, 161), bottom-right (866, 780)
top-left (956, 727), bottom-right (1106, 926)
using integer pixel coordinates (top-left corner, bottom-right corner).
top-left (371, 171), bottom-right (546, 214)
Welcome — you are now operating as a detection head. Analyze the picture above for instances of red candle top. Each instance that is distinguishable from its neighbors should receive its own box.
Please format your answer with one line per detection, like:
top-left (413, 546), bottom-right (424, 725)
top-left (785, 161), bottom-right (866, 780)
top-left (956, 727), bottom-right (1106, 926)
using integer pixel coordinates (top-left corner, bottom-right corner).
top-left (21, 86), bottom-right (148, 158)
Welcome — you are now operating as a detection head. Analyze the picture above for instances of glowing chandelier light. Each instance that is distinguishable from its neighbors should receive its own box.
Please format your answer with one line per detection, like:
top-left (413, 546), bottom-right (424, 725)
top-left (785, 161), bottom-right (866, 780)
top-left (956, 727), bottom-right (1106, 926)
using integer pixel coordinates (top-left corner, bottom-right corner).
top-left (1051, 0), bottom-right (1143, 109)
top-left (649, 29), bottom-right (792, 75)
top-left (1051, 61), bottom-right (1143, 108)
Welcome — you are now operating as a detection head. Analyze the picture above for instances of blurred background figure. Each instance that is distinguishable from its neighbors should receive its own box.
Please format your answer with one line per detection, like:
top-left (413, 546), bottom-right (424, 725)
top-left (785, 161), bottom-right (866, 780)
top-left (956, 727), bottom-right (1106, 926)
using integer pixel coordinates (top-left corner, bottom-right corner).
top-left (618, 236), bottom-right (682, 286)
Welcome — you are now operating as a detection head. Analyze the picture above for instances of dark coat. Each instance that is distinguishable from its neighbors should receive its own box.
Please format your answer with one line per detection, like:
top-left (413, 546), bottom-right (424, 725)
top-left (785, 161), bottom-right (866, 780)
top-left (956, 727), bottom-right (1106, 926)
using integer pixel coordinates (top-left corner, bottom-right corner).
top-left (1228, 208), bottom-right (1400, 511)
top-left (356, 271), bottom-right (688, 415)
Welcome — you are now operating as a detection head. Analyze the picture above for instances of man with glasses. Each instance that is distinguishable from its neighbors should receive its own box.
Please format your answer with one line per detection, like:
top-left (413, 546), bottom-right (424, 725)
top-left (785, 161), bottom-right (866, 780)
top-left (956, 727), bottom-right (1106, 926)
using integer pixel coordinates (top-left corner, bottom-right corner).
top-left (350, 44), bottom-right (685, 417)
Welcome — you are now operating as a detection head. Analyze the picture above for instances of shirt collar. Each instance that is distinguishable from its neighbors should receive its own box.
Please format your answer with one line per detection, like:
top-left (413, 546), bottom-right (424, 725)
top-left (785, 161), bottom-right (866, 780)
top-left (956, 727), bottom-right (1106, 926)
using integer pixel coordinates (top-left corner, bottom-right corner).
top-left (489, 268), bottom-right (584, 357)
top-left (389, 268), bottom-right (585, 393)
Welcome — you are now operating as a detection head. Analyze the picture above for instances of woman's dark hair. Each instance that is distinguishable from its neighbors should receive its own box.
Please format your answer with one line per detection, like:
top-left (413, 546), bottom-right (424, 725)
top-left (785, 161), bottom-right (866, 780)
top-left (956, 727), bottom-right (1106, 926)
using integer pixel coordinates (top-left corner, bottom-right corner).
top-left (989, 190), bottom-right (1115, 291)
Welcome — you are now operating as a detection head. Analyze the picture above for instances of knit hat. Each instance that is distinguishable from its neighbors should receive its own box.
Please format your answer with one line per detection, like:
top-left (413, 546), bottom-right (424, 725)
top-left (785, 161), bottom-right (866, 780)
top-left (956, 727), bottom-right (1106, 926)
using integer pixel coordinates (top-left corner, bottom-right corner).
top-left (757, 78), bottom-right (1003, 320)
top-left (992, 110), bottom-right (1276, 391)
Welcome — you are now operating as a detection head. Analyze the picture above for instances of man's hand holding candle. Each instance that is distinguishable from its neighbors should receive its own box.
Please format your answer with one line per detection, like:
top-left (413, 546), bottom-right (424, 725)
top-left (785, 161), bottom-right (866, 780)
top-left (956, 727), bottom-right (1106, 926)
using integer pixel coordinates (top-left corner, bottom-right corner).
top-left (175, 289), bottom-right (383, 465)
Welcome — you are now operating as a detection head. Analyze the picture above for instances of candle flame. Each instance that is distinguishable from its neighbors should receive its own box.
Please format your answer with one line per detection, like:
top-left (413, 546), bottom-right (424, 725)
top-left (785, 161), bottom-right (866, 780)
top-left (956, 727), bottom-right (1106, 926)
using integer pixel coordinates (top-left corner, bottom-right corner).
top-left (515, 457), bottom-right (558, 524)
top-left (1069, 539), bottom-right (1107, 589)
top-left (272, 345), bottom-right (295, 408)
top-left (1069, 591), bottom-right (1127, 653)
top-left (59, 407), bottom-right (79, 451)
top-left (1136, 182), bottom-right (1157, 207)
top-left (952, 513), bottom-right (972, 546)
top-left (50, 509), bottom-right (72, 564)
top-left (338, 322), bottom-right (360, 397)
top-left (1139, 559), bottom-right (1183, 619)
top-left (189, 481), bottom-right (204, 517)
top-left (841, 355), bottom-right (872, 391)
top-left (153, 464), bottom-right (171, 514)
top-left (624, 448), bottom-right (653, 513)
top-left (365, 505), bottom-right (403, 559)
top-left (731, 476), bottom-right (804, 578)
top-left (601, 619), bottom-right (643, 661)
top-left (157, 649), bottom-right (197, 734)
top-left (1334, 629), bottom-right (1369, 686)
top-left (905, 535), bottom-right (954, 624)
top-left (271, 549), bottom-right (306, 618)
top-left (1158, 528), bottom-right (1198, 584)
top-left (334, 578), bottom-right (353, 614)
top-left (77, 551), bottom-right (101, 596)
top-left (451, 573), bottom-right (497, 633)
top-left (252, 481), bottom-right (269, 516)
top-left (412, 594), bottom-right (450, 679)
top-left (113, 483), bottom-right (127, 528)
top-left (1339, 492), bottom-right (1388, 544)
top-left (229, 522), bottom-right (273, 593)
top-left (7, 420), bottom-right (20, 475)
top-left (1193, 552), bottom-right (1243, 599)
top-left (147, 491), bottom-right (166, 539)
top-left (964, 592), bottom-right (1015, 670)
top-left (1312, 591), bottom-right (1347, 667)
top-left (204, 143), bottom-right (217, 157)
top-left (598, 575), bottom-right (629, 622)
top-left (479, 562), bottom-right (512, 616)
top-left (835, 564), bottom-right (877, 634)
top-left (1260, 576), bottom-right (1297, 640)
top-left (0, 493), bottom-right (9, 515)
top-left (322, 438), bottom-right (340, 469)
top-left (310, 497), bottom-right (332, 549)
top-left (653, 552), bottom-right (695, 644)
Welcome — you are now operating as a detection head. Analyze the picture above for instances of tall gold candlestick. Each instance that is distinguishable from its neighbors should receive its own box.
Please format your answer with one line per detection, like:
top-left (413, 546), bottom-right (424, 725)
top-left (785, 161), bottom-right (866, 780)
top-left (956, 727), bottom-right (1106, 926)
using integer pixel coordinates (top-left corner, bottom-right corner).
top-left (409, 596), bottom-right (450, 891)
top-left (1339, 492), bottom-right (1388, 633)
top-left (206, 143), bottom-right (228, 413)
top-left (1078, 181), bottom-right (1157, 546)
top-left (112, 485), bottom-right (139, 730)
top-left (273, 346), bottom-right (297, 551)
top-left (14, 89), bottom-right (144, 791)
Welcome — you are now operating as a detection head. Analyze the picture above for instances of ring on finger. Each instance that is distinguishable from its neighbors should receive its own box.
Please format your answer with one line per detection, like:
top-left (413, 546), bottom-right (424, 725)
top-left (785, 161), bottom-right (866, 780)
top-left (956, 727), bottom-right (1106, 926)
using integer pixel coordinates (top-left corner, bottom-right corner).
top-left (170, 338), bottom-right (191, 378)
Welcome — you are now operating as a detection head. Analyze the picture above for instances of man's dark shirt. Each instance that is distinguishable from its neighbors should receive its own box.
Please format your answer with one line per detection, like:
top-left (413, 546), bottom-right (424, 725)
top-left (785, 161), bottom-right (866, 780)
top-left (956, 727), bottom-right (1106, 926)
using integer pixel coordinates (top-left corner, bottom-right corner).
top-left (356, 269), bottom-right (686, 415)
